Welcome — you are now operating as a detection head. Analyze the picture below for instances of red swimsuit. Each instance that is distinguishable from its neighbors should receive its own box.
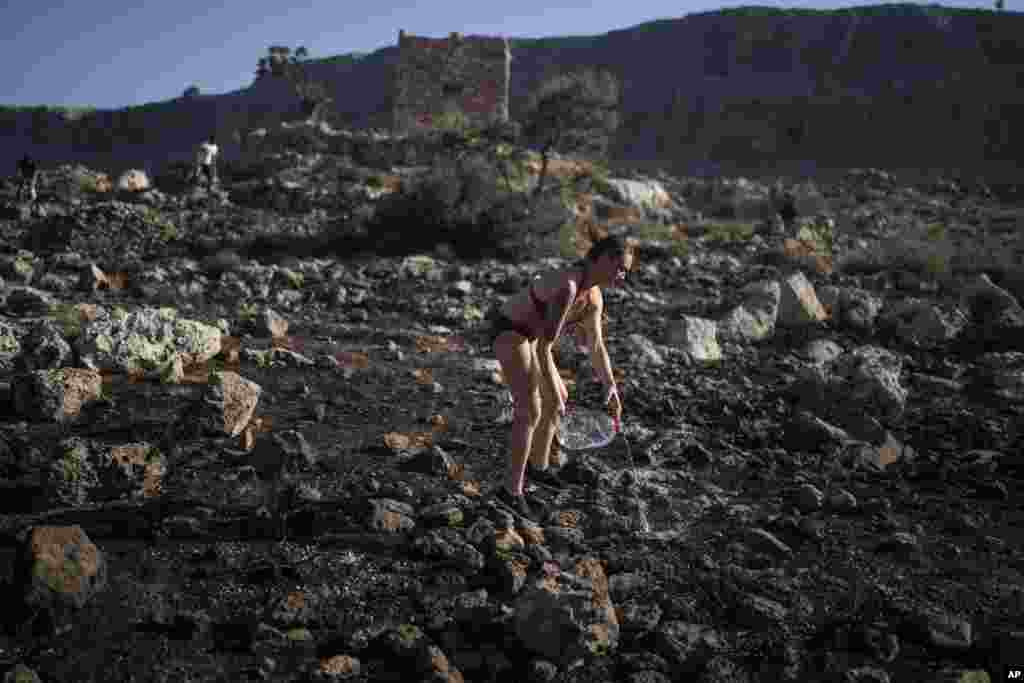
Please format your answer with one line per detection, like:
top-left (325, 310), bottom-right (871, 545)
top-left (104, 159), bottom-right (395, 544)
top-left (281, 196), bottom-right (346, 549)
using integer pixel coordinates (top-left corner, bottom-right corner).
top-left (491, 278), bottom-right (591, 344)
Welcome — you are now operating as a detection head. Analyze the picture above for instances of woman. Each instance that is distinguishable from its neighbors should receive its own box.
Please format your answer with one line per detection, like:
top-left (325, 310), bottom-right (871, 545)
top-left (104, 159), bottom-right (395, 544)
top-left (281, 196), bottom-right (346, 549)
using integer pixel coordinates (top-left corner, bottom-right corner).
top-left (491, 234), bottom-right (634, 519)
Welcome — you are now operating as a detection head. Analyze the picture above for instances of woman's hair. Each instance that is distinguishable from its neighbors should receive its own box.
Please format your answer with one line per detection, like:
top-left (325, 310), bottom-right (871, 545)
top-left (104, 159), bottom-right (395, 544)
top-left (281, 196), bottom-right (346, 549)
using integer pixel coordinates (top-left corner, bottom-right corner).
top-left (578, 220), bottom-right (630, 259)
top-left (585, 235), bottom-right (631, 263)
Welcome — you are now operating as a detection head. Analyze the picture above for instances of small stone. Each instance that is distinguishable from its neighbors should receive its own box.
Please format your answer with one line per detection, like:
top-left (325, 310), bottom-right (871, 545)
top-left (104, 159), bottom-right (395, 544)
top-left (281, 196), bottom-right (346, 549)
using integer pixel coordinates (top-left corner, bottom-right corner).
top-left (845, 666), bottom-right (891, 683)
top-left (529, 659), bottom-right (558, 683)
top-left (263, 308), bottom-right (288, 338)
top-left (794, 483), bottom-right (824, 512)
top-left (875, 531), bottom-right (920, 555)
top-left (3, 664), bottom-right (42, 683)
top-left (919, 608), bottom-right (973, 650)
top-left (829, 489), bottom-right (858, 512)
top-left (742, 528), bottom-right (793, 557)
top-left (319, 654), bottom-right (361, 678)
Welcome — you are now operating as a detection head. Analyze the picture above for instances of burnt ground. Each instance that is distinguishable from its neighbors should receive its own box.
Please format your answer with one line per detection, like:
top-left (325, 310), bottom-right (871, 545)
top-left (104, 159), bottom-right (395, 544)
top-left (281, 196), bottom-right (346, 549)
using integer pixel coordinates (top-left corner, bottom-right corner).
top-left (0, 175), bottom-right (1022, 682)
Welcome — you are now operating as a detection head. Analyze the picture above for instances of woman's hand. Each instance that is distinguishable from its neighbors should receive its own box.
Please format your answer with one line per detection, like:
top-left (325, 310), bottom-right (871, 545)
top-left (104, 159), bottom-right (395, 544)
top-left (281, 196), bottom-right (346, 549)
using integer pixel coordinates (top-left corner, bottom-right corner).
top-left (550, 377), bottom-right (568, 415)
top-left (557, 375), bottom-right (569, 406)
top-left (605, 385), bottom-right (622, 425)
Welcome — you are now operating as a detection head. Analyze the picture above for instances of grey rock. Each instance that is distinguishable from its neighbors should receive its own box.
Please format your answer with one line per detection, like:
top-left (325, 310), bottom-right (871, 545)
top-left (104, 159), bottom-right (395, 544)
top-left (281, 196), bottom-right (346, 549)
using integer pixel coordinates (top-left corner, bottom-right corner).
top-left (844, 666), bottom-right (891, 683)
top-left (777, 271), bottom-right (827, 327)
top-left (665, 315), bottom-right (721, 362)
top-left (4, 287), bottom-right (59, 317)
top-left (829, 489), bottom-right (859, 512)
top-left (655, 621), bottom-right (722, 675)
top-left (618, 600), bottom-right (664, 637)
top-left (732, 594), bottom-right (789, 630)
top-left (366, 498), bottom-right (416, 534)
top-left (412, 529), bottom-right (485, 572)
top-left (609, 572), bottom-right (647, 601)
top-left (794, 483), bottom-right (825, 512)
top-left (15, 320), bottom-right (73, 372)
top-left (528, 659), bottom-right (559, 683)
top-left (627, 672), bottom-right (672, 683)
top-left (18, 525), bottom-right (108, 613)
top-left (875, 531), bottom-right (920, 555)
top-left (401, 445), bottom-right (455, 476)
top-left (12, 368), bottom-right (103, 424)
top-left (838, 288), bottom-right (884, 331)
top-left (878, 299), bottom-right (966, 345)
top-left (785, 411), bottom-right (850, 452)
top-left (513, 559), bottom-right (619, 664)
top-left (799, 339), bottom-right (844, 365)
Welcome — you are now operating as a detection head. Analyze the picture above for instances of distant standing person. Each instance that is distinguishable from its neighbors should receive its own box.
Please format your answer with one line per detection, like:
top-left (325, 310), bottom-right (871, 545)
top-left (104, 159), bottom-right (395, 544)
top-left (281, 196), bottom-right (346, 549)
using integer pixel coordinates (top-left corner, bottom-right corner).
top-left (16, 154), bottom-right (39, 203)
top-left (779, 192), bottom-right (798, 232)
top-left (771, 183), bottom-right (798, 233)
top-left (193, 135), bottom-right (219, 189)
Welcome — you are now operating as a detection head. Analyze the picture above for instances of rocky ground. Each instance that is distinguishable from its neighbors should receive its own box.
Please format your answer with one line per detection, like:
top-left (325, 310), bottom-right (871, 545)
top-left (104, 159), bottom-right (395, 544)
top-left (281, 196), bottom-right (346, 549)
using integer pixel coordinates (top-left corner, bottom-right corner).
top-left (0, 124), bottom-right (1022, 682)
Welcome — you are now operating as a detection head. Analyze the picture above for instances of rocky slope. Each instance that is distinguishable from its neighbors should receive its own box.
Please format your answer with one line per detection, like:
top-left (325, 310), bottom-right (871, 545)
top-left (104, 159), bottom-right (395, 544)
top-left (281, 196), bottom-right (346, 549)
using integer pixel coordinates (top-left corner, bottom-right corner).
top-left (3, 4), bottom-right (1023, 183)
top-left (0, 121), bottom-right (1022, 681)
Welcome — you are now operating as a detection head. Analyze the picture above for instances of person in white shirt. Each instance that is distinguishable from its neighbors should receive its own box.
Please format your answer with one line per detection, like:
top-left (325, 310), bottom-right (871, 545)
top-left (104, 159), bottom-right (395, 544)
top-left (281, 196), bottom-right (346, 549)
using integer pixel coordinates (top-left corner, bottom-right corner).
top-left (193, 135), bottom-right (219, 189)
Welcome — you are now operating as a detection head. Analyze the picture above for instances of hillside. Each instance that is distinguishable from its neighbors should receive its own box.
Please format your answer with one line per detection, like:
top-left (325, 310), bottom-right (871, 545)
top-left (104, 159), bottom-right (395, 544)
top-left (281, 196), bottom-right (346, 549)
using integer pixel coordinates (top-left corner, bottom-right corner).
top-left (2, 4), bottom-right (1023, 181)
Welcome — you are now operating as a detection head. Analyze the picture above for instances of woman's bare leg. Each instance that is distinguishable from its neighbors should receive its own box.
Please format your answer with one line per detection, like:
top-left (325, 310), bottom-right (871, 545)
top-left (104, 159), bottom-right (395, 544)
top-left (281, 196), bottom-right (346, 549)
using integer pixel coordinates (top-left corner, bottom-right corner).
top-left (495, 332), bottom-right (541, 495)
top-left (529, 358), bottom-right (561, 469)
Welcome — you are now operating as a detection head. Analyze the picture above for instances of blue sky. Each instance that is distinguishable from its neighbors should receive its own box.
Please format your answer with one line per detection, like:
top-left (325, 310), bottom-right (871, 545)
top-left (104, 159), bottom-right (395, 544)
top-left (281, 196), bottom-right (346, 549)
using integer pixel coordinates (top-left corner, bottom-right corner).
top-left (2, 0), bottom-right (1005, 110)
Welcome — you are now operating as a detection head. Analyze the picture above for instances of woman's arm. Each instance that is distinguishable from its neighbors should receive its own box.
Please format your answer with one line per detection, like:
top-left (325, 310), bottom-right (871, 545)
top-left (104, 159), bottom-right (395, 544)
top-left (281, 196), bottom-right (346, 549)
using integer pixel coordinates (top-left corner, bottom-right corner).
top-left (537, 279), bottom-right (578, 409)
top-left (582, 287), bottom-right (616, 390)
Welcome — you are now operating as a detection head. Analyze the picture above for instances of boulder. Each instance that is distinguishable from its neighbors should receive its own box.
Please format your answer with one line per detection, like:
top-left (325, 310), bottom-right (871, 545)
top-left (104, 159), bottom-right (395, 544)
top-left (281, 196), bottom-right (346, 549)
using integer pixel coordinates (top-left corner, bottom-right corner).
top-left (513, 557), bottom-right (619, 665)
top-left (35, 438), bottom-right (165, 504)
top-left (831, 346), bottom-right (909, 421)
top-left (665, 316), bottom-right (721, 361)
top-left (777, 271), bottom-right (828, 327)
top-left (4, 286), bottom-right (59, 317)
top-left (12, 368), bottom-right (103, 423)
top-left (878, 299), bottom-right (966, 345)
top-left (961, 273), bottom-right (1022, 317)
top-left (790, 345), bottom-right (908, 423)
top-left (0, 250), bottom-right (38, 285)
top-left (251, 430), bottom-right (318, 475)
top-left (717, 280), bottom-right (780, 342)
top-left (604, 178), bottom-right (674, 212)
top-left (3, 665), bottom-right (42, 683)
top-left (76, 307), bottom-right (221, 378)
top-left (195, 371), bottom-right (262, 437)
top-left (116, 169), bottom-right (151, 193)
top-left (0, 321), bottom-right (27, 370)
top-left (837, 288), bottom-right (884, 331)
top-left (367, 498), bottom-right (416, 534)
top-left (93, 442), bottom-right (166, 500)
top-left (955, 273), bottom-right (1024, 354)
top-left (655, 621), bottom-right (722, 676)
top-left (968, 352), bottom-right (1024, 402)
top-left (18, 526), bottom-right (107, 612)
top-left (15, 320), bottom-right (73, 372)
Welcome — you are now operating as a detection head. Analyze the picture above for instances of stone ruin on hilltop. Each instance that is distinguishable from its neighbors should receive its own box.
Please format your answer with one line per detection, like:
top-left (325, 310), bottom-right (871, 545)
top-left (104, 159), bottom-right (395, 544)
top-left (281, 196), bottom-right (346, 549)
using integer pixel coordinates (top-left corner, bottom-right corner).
top-left (392, 29), bottom-right (511, 135)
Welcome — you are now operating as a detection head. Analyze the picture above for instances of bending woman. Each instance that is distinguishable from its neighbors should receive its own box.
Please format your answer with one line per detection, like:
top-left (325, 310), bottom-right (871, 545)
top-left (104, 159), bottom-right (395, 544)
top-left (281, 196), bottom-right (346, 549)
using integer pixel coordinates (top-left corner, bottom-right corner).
top-left (491, 235), bottom-right (634, 520)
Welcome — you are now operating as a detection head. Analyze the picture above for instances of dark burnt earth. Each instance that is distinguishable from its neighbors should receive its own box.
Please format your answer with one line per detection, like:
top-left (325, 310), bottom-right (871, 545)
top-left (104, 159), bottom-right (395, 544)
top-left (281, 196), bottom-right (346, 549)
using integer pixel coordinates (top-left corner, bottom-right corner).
top-left (0, 136), bottom-right (1022, 683)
